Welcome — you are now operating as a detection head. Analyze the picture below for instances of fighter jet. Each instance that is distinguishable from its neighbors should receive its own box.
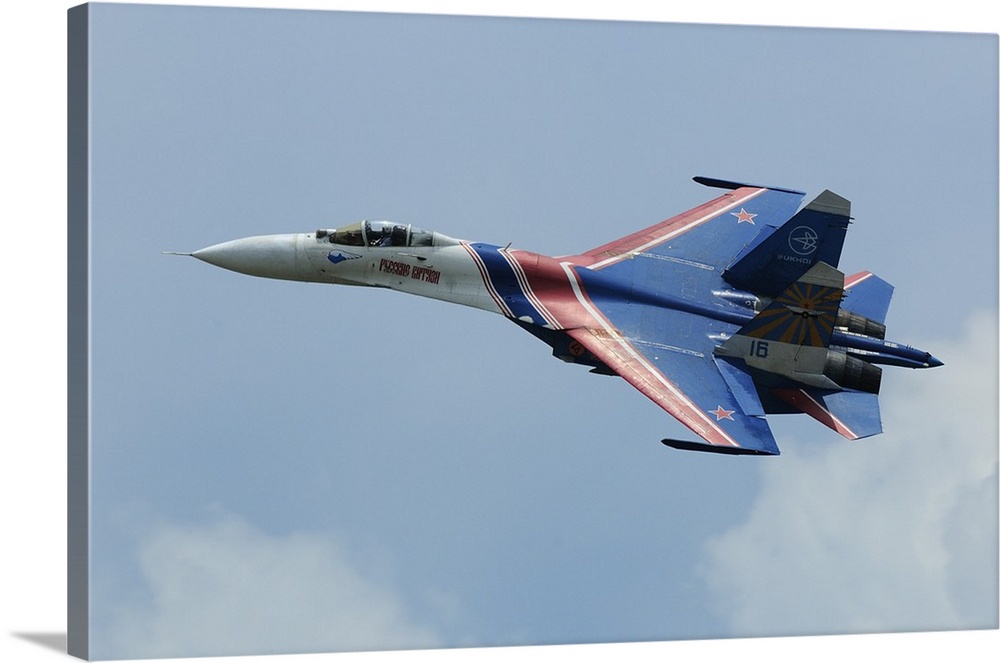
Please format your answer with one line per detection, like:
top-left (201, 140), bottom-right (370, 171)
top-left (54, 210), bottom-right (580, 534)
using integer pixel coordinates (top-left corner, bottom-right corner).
top-left (174, 177), bottom-right (942, 455)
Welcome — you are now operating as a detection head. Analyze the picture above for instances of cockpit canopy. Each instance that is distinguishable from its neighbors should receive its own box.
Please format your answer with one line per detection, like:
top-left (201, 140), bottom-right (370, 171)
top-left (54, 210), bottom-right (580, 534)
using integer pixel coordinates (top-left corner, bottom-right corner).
top-left (316, 220), bottom-right (454, 248)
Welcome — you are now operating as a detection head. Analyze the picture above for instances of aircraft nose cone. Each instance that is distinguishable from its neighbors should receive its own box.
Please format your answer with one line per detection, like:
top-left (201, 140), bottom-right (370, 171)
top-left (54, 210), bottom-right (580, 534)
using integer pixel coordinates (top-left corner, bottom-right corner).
top-left (926, 354), bottom-right (944, 368)
top-left (193, 234), bottom-right (305, 281)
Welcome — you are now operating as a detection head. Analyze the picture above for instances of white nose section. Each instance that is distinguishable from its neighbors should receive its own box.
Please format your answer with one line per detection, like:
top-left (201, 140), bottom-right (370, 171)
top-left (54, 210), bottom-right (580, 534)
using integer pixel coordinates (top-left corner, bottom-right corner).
top-left (193, 234), bottom-right (307, 281)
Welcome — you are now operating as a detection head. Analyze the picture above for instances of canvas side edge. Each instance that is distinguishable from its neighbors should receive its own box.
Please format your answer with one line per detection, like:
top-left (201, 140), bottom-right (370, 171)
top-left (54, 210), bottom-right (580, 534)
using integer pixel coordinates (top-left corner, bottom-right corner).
top-left (67, 3), bottom-right (90, 660)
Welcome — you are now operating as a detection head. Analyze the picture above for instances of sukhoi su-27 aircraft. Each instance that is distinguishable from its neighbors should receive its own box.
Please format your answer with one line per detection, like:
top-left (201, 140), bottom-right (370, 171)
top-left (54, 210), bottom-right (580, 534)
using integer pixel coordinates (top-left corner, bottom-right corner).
top-left (172, 177), bottom-right (942, 455)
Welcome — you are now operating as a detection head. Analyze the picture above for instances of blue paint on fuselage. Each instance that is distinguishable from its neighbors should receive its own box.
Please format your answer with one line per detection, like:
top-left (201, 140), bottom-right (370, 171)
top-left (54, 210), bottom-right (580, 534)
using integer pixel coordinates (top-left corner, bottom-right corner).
top-left (467, 243), bottom-right (550, 324)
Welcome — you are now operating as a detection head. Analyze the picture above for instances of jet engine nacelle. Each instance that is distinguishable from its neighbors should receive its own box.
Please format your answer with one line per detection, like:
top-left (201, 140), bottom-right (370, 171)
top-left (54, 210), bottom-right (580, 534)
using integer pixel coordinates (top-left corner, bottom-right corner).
top-left (835, 309), bottom-right (886, 339)
top-left (823, 350), bottom-right (882, 394)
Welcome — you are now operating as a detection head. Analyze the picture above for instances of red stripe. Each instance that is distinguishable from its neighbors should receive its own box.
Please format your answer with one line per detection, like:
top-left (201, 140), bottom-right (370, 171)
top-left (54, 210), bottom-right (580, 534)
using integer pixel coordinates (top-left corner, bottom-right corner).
top-left (844, 271), bottom-right (873, 289)
top-left (500, 249), bottom-right (560, 328)
top-left (772, 388), bottom-right (859, 440)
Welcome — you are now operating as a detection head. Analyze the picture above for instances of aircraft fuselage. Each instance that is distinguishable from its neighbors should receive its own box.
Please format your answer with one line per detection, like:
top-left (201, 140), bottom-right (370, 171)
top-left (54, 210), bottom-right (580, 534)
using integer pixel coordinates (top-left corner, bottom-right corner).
top-left (190, 226), bottom-right (938, 371)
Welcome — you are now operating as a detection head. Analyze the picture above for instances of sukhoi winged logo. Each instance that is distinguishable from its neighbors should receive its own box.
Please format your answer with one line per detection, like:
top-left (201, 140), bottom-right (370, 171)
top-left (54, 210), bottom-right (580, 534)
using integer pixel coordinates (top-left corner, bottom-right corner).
top-left (327, 249), bottom-right (361, 264)
top-left (788, 225), bottom-right (819, 255)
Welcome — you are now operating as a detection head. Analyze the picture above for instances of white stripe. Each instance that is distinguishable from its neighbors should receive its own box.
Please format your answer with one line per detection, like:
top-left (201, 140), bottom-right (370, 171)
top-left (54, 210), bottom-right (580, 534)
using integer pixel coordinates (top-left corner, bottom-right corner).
top-left (589, 188), bottom-right (767, 270)
top-left (559, 262), bottom-right (740, 447)
top-left (462, 243), bottom-right (514, 317)
top-left (845, 271), bottom-right (874, 289)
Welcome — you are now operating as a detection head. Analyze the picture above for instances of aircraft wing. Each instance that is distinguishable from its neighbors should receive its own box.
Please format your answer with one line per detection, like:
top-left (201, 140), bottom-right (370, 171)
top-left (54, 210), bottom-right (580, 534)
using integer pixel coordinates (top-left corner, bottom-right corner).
top-left (578, 178), bottom-right (805, 271)
top-left (563, 322), bottom-right (780, 455)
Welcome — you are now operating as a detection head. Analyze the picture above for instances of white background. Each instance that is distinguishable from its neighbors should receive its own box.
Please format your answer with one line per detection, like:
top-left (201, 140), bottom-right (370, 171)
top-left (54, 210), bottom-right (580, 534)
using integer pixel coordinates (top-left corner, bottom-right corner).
top-left (1, 1), bottom-right (997, 662)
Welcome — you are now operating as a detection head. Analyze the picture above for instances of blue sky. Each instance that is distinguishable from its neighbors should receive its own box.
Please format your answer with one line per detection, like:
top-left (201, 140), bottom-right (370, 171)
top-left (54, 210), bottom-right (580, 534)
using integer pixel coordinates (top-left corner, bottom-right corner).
top-left (2, 2), bottom-right (998, 663)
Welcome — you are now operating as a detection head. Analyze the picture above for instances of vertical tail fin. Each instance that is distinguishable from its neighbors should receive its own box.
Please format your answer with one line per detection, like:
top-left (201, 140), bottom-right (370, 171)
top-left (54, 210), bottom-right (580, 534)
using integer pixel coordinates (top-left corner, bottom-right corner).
top-left (723, 190), bottom-right (851, 297)
top-left (718, 262), bottom-right (883, 394)
top-left (717, 262), bottom-right (854, 391)
top-left (734, 261), bottom-right (844, 349)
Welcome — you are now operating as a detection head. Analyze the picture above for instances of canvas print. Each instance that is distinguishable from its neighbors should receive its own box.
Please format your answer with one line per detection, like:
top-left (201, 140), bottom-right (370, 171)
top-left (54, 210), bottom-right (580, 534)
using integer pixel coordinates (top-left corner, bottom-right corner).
top-left (68, 3), bottom-right (998, 660)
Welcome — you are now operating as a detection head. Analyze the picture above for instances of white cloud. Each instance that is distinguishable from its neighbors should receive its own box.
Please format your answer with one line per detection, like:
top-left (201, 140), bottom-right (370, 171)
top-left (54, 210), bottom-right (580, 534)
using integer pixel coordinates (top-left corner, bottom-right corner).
top-left (701, 310), bottom-right (998, 637)
top-left (107, 514), bottom-right (442, 659)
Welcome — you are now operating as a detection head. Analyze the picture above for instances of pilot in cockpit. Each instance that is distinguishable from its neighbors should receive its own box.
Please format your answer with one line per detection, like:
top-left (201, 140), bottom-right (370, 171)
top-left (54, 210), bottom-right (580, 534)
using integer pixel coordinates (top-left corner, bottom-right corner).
top-left (316, 220), bottom-right (450, 249)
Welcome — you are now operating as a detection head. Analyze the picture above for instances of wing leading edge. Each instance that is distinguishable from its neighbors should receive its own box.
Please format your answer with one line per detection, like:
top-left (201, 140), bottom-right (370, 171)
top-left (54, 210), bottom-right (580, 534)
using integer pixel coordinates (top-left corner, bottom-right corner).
top-left (578, 182), bottom-right (805, 273)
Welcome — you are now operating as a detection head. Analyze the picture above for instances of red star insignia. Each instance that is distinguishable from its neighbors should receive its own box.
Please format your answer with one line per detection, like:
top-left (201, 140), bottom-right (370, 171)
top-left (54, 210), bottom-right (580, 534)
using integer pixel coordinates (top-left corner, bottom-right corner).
top-left (710, 405), bottom-right (735, 421)
top-left (731, 208), bottom-right (756, 224)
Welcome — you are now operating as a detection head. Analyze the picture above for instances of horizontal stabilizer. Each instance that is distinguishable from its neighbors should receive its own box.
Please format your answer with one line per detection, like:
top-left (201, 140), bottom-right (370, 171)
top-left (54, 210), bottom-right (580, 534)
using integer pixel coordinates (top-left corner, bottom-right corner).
top-left (714, 356), bottom-right (765, 416)
top-left (772, 388), bottom-right (882, 440)
top-left (843, 271), bottom-right (895, 324)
